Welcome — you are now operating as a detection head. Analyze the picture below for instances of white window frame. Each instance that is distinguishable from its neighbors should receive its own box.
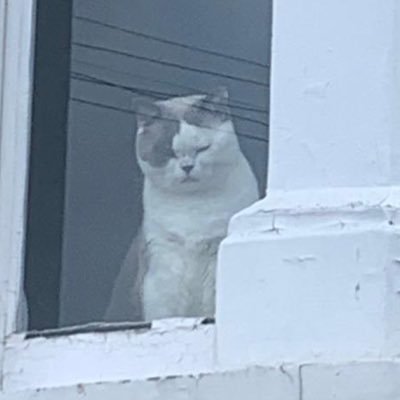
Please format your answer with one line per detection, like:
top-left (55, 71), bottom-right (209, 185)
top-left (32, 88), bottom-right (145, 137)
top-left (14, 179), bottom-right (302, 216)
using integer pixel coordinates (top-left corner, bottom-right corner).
top-left (0, 0), bottom-right (223, 393)
top-left (0, 0), bottom-right (36, 371)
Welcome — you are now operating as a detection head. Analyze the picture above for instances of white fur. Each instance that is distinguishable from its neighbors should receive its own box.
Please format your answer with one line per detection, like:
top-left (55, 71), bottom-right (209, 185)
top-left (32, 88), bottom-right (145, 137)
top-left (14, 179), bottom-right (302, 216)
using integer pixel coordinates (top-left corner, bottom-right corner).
top-left (138, 98), bottom-right (258, 320)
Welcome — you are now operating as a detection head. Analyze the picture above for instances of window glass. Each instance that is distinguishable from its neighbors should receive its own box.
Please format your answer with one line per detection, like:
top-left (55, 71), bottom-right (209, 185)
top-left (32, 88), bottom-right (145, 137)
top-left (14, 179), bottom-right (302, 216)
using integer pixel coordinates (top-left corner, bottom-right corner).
top-left (23, 0), bottom-right (272, 331)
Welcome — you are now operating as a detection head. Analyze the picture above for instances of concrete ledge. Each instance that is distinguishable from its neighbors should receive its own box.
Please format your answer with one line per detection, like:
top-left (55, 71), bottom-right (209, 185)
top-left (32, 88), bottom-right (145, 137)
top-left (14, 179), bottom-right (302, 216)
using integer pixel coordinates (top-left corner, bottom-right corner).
top-left (217, 187), bottom-right (400, 367)
top-left (1, 366), bottom-right (300, 400)
top-left (302, 362), bottom-right (400, 400)
top-left (3, 362), bottom-right (400, 400)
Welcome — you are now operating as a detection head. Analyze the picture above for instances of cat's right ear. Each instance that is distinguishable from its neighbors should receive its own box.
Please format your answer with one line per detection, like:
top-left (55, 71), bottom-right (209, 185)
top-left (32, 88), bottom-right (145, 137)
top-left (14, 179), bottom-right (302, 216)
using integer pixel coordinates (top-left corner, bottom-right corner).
top-left (133, 98), bottom-right (160, 128)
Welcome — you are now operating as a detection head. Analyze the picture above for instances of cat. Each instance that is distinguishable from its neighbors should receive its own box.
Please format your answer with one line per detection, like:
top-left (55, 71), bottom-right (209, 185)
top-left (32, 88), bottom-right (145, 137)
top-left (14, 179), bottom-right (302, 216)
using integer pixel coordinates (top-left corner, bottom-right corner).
top-left (105, 87), bottom-right (259, 322)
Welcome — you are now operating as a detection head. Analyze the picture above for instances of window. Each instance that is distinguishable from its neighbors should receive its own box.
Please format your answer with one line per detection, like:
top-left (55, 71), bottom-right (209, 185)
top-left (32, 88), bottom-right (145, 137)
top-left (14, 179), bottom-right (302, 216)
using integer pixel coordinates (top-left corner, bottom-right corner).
top-left (0, 0), bottom-right (272, 391)
top-left (23, 0), bottom-right (271, 331)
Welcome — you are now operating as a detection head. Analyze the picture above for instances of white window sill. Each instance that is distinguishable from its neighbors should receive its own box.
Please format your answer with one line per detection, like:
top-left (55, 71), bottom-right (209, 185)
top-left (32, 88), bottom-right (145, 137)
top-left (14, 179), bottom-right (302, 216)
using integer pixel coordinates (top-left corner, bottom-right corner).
top-left (3, 318), bottom-right (215, 392)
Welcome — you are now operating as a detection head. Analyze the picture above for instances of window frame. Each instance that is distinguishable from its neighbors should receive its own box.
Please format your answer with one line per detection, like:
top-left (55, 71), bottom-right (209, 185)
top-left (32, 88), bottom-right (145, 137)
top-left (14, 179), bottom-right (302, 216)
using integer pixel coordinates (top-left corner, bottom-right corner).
top-left (0, 0), bottom-right (35, 388)
top-left (0, 0), bottom-right (36, 341)
top-left (0, 0), bottom-right (269, 393)
top-left (0, 0), bottom-right (215, 387)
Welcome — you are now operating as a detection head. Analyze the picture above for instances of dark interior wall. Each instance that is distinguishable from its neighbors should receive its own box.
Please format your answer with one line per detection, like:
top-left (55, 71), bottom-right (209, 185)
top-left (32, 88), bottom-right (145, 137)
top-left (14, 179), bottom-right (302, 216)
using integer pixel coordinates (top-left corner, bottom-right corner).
top-left (58, 0), bottom-right (272, 327)
top-left (24, 0), bottom-right (72, 330)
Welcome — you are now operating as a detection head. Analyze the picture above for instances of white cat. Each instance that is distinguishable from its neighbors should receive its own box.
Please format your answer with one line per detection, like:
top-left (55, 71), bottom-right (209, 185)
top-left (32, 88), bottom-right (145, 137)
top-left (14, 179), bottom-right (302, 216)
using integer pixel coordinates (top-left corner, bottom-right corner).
top-left (106, 87), bottom-right (258, 321)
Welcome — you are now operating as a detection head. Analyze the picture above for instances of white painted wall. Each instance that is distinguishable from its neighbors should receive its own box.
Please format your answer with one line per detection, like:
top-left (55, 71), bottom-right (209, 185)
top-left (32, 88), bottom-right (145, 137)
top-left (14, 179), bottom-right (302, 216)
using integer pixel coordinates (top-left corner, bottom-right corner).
top-left (392, 1), bottom-right (400, 184)
top-left (217, 0), bottom-right (400, 381)
top-left (268, 0), bottom-right (398, 191)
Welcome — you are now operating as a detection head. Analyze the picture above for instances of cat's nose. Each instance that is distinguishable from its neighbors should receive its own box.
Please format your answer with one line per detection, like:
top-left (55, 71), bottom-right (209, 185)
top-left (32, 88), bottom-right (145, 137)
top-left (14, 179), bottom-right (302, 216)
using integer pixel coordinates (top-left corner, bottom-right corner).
top-left (181, 165), bottom-right (194, 175)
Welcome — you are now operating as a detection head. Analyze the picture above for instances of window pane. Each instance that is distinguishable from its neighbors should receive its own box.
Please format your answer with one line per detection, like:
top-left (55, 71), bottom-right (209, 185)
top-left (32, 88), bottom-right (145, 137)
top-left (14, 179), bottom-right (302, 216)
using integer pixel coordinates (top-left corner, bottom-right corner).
top-left (24, 0), bottom-right (272, 331)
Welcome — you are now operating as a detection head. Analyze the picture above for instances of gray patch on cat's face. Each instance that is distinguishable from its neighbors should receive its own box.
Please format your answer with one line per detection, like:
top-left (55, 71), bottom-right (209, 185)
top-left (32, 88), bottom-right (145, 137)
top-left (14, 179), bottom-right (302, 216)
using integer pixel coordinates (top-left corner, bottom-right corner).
top-left (183, 87), bottom-right (230, 128)
top-left (136, 101), bottom-right (180, 168)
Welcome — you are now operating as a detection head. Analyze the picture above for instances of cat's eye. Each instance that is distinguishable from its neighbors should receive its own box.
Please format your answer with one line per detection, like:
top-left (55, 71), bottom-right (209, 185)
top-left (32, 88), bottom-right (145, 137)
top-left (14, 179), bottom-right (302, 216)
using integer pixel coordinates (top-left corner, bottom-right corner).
top-left (196, 145), bottom-right (211, 153)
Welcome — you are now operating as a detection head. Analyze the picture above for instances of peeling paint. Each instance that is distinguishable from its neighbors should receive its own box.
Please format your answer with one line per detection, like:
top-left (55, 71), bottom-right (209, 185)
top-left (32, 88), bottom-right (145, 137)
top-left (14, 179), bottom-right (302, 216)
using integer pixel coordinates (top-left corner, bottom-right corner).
top-left (279, 364), bottom-right (295, 383)
top-left (76, 384), bottom-right (86, 396)
top-left (230, 199), bottom-right (400, 240)
top-left (283, 256), bottom-right (316, 264)
top-left (3, 320), bottom-right (215, 391)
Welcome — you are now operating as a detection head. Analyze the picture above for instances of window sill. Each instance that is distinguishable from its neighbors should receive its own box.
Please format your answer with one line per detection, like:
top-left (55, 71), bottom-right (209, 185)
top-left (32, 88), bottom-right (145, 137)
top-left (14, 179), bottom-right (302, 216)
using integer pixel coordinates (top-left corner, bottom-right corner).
top-left (3, 318), bottom-right (215, 392)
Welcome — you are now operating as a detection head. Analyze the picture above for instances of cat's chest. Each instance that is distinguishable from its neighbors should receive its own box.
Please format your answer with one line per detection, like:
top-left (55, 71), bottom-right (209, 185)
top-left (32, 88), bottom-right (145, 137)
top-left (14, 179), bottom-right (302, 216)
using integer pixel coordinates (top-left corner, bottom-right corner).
top-left (145, 210), bottom-right (229, 243)
top-left (144, 227), bottom-right (223, 272)
top-left (145, 193), bottom-right (233, 234)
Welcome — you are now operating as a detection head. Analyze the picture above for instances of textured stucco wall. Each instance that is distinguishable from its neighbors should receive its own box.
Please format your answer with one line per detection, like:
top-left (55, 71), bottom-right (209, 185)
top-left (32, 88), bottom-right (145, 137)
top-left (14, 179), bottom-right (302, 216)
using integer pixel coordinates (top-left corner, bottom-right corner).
top-left (267, 0), bottom-right (399, 191)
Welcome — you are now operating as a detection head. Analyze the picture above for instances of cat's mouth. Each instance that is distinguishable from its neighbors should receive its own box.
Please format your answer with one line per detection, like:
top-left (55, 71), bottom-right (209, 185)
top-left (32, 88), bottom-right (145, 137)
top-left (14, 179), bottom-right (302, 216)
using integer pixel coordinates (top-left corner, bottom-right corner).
top-left (181, 176), bottom-right (199, 183)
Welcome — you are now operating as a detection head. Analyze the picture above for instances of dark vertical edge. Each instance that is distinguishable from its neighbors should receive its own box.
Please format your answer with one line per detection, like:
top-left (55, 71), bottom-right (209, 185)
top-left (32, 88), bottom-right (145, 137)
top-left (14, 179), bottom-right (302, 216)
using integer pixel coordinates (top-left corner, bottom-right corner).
top-left (264, 0), bottom-right (274, 193)
top-left (24, 0), bottom-right (73, 330)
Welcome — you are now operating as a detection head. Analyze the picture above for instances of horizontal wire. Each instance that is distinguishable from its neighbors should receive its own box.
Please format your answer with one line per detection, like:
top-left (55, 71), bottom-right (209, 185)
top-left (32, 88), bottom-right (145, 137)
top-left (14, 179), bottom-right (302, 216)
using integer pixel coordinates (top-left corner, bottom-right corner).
top-left (73, 42), bottom-right (269, 88)
top-left (71, 72), bottom-right (269, 128)
top-left (70, 97), bottom-right (269, 144)
top-left (72, 58), bottom-right (268, 115)
top-left (74, 15), bottom-right (270, 69)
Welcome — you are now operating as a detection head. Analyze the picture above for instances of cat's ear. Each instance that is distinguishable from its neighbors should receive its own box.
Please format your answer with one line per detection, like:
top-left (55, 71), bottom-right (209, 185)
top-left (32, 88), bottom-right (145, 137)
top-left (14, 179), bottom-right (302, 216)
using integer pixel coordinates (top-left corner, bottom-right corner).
top-left (133, 98), bottom-right (161, 128)
top-left (207, 86), bottom-right (229, 104)
top-left (201, 86), bottom-right (230, 119)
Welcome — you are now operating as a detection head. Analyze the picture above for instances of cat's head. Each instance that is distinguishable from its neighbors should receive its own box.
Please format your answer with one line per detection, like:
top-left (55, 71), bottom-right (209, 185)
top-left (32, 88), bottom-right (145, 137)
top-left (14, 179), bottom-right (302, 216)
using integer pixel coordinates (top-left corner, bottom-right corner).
top-left (134, 87), bottom-right (239, 193)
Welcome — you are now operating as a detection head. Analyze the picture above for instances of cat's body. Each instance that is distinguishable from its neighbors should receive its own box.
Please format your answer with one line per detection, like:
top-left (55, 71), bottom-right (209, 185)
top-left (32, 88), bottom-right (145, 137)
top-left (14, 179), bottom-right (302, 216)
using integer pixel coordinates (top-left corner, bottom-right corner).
top-left (106, 88), bottom-right (258, 321)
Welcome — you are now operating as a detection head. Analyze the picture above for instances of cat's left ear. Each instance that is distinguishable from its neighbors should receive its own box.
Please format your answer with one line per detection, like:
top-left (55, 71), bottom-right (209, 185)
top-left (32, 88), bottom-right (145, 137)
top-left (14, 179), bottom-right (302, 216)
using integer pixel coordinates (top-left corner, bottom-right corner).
top-left (205, 86), bottom-right (229, 105)
top-left (133, 98), bottom-right (161, 128)
top-left (202, 86), bottom-right (230, 119)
